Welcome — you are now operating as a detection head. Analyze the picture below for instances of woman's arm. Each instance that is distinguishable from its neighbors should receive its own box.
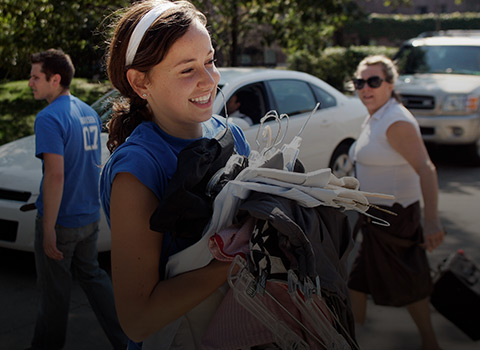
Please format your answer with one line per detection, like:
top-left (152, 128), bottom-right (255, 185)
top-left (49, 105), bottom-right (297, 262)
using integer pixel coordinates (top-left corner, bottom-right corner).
top-left (110, 172), bottom-right (230, 342)
top-left (386, 121), bottom-right (445, 252)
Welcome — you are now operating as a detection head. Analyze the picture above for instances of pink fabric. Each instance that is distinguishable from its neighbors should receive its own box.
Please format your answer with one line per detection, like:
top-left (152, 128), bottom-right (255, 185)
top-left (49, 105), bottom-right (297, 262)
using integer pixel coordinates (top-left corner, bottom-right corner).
top-left (202, 281), bottom-right (335, 350)
top-left (206, 218), bottom-right (338, 349)
top-left (208, 217), bottom-right (255, 262)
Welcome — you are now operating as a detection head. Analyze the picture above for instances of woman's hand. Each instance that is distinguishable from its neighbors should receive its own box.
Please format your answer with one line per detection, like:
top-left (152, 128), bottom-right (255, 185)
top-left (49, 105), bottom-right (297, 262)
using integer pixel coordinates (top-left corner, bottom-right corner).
top-left (110, 172), bottom-right (230, 342)
top-left (422, 220), bottom-right (445, 252)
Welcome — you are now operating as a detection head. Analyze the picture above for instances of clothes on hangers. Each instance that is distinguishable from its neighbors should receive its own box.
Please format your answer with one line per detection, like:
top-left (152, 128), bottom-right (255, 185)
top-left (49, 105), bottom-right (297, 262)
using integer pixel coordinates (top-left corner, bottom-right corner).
top-left (165, 166), bottom-right (378, 279)
top-left (208, 216), bottom-right (255, 262)
top-left (202, 192), bottom-right (357, 349)
top-left (149, 127), bottom-right (236, 239)
top-left (202, 279), bottom-right (317, 349)
top-left (144, 106), bottom-right (390, 348)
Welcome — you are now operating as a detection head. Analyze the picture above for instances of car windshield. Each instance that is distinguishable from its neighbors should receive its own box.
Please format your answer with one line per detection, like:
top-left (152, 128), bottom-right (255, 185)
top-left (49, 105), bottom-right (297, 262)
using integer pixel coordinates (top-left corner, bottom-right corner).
top-left (395, 45), bottom-right (480, 75)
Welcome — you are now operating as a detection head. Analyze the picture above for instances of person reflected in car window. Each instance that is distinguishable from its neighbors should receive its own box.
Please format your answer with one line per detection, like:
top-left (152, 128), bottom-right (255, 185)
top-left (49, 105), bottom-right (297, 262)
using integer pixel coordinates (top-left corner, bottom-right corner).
top-left (27, 49), bottom-right (127, 350)
top-left (99, 1), bottom-right (250, 348)
top-left (348, 55), bottom-right (445, 350)
top-left (226, 91), bottom-right (254, 125)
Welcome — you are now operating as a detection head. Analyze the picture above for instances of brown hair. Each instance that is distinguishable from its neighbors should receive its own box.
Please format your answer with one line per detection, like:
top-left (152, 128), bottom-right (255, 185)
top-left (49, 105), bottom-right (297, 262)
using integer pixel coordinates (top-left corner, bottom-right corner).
top-left (355, 55), bottom-right (401, 102)
top-left (105, 0), bottom-right (207, 153)
top-left (30, 48), bottom-right (75, 89)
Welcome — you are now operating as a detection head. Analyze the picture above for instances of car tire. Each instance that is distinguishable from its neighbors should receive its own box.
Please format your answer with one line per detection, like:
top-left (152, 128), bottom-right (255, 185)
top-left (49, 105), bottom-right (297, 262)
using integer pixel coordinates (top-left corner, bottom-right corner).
top-left (329, 142), bottom-right (354, 178)
top-left (466, 140), bottom-right (480, 166)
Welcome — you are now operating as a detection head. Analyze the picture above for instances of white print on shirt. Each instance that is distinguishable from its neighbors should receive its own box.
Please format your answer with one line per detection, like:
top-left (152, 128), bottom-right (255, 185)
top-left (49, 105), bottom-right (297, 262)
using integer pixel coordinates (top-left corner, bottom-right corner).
top-left (80, 115), bottom-right (98, 124)
top-left (82, 125), bottom-right (99, 151)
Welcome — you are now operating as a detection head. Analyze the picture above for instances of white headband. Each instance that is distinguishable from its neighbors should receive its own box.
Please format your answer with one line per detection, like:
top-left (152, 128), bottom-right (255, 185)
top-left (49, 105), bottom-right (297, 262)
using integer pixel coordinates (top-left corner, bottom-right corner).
top-left (125, 2), bottom-right (177, 66)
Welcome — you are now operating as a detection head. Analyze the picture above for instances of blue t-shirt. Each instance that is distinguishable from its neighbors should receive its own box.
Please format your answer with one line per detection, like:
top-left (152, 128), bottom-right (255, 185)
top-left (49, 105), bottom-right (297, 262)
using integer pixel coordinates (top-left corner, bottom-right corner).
top-left (35, 95), bottom-right (102, 227)
top-left (101, 115), bottom-right (249, 350)
top-left (100, 115), bottom-right (250, 226)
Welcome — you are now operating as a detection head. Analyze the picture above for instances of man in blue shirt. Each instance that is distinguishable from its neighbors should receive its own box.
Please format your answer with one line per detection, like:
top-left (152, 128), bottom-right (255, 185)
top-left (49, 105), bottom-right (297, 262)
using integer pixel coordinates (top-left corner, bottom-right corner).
top-left (27, 49), bottom-right (127, 350)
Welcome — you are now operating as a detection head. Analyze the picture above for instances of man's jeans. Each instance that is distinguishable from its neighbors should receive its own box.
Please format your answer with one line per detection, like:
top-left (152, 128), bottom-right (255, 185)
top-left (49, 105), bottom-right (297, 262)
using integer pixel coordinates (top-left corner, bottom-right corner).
top-left (31, 216), bottom-right (127, 349)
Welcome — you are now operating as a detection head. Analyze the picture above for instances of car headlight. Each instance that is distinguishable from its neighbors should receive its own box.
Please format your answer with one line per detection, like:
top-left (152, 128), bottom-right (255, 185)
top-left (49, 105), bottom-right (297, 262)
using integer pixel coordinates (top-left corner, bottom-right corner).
top-left (443, 94), bottom-right (479, 113)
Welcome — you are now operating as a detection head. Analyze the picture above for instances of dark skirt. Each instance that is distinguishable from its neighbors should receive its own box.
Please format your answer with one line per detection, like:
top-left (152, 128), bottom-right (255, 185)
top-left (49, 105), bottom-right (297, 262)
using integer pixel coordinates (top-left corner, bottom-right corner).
top-left (348, 202), bottom-right (433, 307)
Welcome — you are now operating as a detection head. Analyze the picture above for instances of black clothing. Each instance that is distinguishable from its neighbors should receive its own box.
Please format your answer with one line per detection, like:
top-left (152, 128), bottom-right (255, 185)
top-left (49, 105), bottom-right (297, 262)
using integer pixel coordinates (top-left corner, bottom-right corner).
top-left (348, 202), bottom-right (433, 307)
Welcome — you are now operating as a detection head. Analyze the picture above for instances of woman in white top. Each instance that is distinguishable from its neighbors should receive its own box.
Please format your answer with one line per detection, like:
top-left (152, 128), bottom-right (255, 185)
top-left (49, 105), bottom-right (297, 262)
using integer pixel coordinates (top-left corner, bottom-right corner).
top-left (348, 55), bottom-right (445, 350)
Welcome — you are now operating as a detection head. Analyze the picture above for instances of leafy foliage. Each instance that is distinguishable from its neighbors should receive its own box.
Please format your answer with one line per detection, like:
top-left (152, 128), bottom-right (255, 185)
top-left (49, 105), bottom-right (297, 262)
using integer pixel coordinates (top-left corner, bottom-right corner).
top-left (0, 0), bottom-right (130, 81)
top-left (188, 0), bottom-right (359, 66)
top-left (343, 12), bottom-right (480, 46)
top-left (191, 0), bottom-right (259, 66)
top-left (1, 0), bottom-right (359, 78)
top-left (288, 46), bottom-right (397, 92)
top-left (0, 78), bottom-right (111, 145)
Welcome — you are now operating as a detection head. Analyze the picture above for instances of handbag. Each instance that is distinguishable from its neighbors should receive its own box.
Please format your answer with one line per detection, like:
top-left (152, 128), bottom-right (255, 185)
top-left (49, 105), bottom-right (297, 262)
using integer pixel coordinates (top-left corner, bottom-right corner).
top-left (430, 249), bottom-right (480, 341)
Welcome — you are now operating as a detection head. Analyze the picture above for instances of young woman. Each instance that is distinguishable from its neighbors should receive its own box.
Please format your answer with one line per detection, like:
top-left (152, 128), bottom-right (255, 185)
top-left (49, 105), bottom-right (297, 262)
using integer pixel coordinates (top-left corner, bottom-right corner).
top-left (348, 55), bottom-right (445, 350)
top-left (100, 1), bottom-right (250, 348)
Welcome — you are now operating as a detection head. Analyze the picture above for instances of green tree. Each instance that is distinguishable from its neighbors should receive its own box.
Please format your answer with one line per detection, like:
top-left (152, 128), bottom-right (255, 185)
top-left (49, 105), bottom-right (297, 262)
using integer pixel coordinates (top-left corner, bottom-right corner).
top-left (255, 0), bottom-right (356, 55)
top-left (192, 0), bottom-right (358, 66)
top-left (1, 0), bottom-right (358, 78)
top-left (0, 0), bottom-right (129, 81)
top-left (191, 0), bottom-right (260, 66)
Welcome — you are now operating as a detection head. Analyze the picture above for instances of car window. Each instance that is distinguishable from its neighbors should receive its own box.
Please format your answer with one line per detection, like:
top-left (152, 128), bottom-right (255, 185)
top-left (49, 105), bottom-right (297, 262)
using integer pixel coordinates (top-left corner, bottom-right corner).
top-left (311, 85), bottom-right (337, 109)
top-left (268, 79), bottom-right (317, 116)
top-left (91, 89), bottom-right (120, 130)
top-left (220, 83), bottom-right (268, 125)
top-left (396, 45), bottom-right (480, 75)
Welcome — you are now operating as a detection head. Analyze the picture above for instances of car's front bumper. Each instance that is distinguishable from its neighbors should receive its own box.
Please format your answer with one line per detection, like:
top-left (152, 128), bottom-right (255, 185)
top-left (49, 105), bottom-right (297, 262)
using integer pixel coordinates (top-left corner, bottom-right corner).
top-left (0, 197), bottom-right (111, 253)
top-left (415, 113), bottom-right (480, 145)
top-left (0, 198), bottom-right (37, 252)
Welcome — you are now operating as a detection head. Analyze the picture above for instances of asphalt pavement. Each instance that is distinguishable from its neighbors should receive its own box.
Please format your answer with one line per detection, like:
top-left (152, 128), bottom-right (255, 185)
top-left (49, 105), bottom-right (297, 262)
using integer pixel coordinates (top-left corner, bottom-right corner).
top-left (0, 249), bottom-right (113, 350)
top-left (1, 244), bottom-right (478, 350)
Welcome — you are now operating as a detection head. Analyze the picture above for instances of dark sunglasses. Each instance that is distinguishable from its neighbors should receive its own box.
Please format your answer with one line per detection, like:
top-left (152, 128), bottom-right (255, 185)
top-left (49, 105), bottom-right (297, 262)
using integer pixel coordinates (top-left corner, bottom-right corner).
top-left (353, 76), bottom-right (384, 90)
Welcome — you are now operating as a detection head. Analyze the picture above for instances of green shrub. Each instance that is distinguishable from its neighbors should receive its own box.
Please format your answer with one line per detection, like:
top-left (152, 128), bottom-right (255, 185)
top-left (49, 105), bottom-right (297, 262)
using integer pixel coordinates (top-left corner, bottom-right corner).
top-left (343, 12), bottom-right (480, 46)
top-left (288, 45), bottom-right (397, 92)
top-left (0, 79), bottom-right (110, 145)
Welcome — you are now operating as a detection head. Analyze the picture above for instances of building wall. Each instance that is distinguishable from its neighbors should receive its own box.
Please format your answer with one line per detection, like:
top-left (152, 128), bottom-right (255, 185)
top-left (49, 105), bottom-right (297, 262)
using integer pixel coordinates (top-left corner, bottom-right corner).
top-left (355, 0), bottom-right (480, 14)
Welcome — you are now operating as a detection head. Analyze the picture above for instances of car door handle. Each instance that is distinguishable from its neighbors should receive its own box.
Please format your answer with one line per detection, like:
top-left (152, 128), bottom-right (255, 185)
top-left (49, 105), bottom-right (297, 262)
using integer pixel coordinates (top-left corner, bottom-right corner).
top-left (320, 119), bottom-right (331, 126)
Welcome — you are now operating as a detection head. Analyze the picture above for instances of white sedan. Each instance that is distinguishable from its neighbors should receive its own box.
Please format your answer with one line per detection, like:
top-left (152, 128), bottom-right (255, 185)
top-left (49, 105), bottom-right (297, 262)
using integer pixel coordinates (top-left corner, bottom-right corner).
top-left (0, 68), bottom-right (367, 252)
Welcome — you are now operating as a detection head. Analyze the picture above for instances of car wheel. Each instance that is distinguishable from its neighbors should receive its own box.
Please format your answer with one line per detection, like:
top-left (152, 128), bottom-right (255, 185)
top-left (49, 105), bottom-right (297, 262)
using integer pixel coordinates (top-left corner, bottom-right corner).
top-left (466, 139), bottom-right (480, 166)
top-left (329, 142), bottom-right (354, 178)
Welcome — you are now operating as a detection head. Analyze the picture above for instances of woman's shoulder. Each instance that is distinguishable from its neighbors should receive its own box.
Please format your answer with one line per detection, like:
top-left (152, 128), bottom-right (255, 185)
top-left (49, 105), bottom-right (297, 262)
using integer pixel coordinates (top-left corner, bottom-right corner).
top-left (104, 129), bottom-right (172, 199)
top-left (106, 122), bottom-right (174, 172)
top-left (383, 99), bottom-right (418, 126)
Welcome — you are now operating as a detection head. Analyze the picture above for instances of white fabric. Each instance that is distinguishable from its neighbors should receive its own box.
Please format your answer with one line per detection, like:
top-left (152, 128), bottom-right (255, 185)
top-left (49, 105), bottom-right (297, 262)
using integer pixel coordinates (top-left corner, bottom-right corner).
top-left (229, 110), bottom-right (253, 126)
top-left (152, 161), bottom-right (389, 346)
top-left (165, 167), bottom-right (369, 279)
top-left (349, 98), bottom-right (422, 207)
top-left (125, 2), bottom-right (177, 66)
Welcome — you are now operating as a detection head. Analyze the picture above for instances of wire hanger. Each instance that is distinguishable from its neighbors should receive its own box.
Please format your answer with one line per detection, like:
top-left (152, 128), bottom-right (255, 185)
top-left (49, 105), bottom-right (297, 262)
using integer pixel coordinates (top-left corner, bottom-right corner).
top-left (279, 102), bottom-right (320, 171)
top-left (216, 87), bottom-right (230, 141)
top-left (254, 110), bottom-right (283, 153)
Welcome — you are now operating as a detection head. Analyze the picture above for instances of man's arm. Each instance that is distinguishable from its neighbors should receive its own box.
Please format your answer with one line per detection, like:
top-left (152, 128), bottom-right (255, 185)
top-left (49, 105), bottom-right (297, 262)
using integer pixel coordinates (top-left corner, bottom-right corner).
top-left (41, 152), bottom-right (65, 260)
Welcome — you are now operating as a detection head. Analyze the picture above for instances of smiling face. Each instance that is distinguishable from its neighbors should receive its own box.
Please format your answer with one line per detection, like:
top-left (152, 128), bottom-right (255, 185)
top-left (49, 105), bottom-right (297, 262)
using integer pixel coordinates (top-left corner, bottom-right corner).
top-left (142, 19), bottom-right (220, 139)
top-left (355, 63), bottom-right (394, 115)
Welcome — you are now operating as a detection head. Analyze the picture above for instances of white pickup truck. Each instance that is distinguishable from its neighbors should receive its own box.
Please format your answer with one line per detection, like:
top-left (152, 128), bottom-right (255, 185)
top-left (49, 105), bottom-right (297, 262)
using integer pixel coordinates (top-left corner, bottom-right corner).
top-left (394, 30), bottom-right (480, 165)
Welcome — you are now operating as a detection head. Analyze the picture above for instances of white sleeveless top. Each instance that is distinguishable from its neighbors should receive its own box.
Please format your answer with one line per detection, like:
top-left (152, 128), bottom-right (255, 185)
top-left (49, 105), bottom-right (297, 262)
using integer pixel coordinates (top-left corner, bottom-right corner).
top-left (349, 98), bottom-right (422, 207)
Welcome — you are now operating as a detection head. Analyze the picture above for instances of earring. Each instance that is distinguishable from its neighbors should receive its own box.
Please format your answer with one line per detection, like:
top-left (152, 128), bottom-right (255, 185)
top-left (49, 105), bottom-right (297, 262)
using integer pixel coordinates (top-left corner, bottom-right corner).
top-left (142, 93), bottom-right (147, 98)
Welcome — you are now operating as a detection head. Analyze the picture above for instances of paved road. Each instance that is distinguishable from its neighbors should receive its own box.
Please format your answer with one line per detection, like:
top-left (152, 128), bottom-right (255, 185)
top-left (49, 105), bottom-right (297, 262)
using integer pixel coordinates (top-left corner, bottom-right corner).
top-left (0, 249), bottom-right (113, 350)
top-left (0, 145), bottom-right (479, 350)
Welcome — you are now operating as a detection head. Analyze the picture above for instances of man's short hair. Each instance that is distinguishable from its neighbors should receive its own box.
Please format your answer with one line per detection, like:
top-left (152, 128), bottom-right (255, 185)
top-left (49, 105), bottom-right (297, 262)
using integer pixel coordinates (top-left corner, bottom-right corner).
top-left (31, 49), bottom-right (75, 89)
top-left (235, 89), bottom-right (252, 105)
